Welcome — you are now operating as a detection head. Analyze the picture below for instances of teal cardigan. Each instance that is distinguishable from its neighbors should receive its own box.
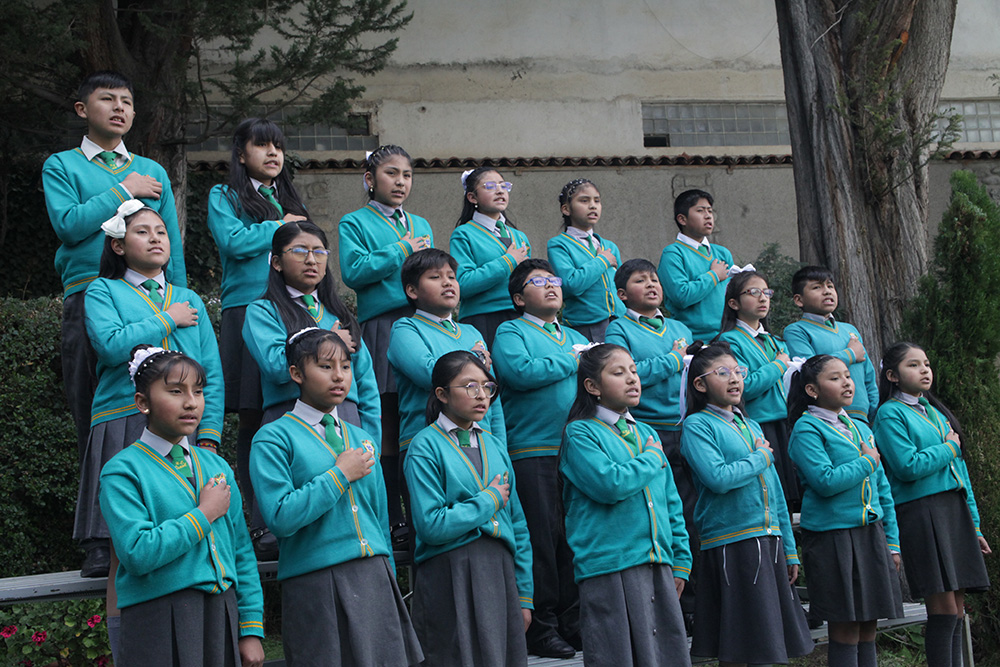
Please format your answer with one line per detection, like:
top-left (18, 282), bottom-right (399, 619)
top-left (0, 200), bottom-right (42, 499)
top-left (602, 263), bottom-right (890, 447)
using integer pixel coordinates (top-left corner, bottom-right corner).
top-left (206, 184), bottom-right (282, 310)
top-left (42, 148), bottom-right (186, 296)
top-left (560, 417), bottom-right (692, 583)
top-left (99, 440), bottom-right (264, 637)
top-left (250, 412), bottom-right (392, 580)
top-left (387, 315), bottom-right (506, 450)
top-left (404, 422), bottom-right (534, 609)
top-left (491, 317), bottom-right (588, 460)
top-left (337, 203), bottom-right (434, 322)
top-left (450, 220), bottom-right (531, 319)
top-left (680, 408), bottom-right (799, 561)
top-left (717, 327), bottom-right (790, 423)
top-left (85, 278), bottom-right (223, 443)
top-left (873, 398), bottom-right (981, 533)
top-left (657, 240), bottom-right (733, 342)
top-left (605, 314), bottom-right (691, 431)
top-left (788, 412), bottom-right (899, 549)
top-left (546, 232), bottom-right (626, 327)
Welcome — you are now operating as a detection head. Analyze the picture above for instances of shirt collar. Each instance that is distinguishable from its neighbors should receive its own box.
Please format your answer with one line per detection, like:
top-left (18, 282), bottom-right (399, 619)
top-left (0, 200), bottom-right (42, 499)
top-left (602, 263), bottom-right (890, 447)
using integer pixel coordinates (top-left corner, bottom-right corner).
top-left (893, 390), bottom-right (921, 406)
top-left (140, 427), bottom-right (190, 459)
top-left (523, 312), bottom-right (560, 332)
top-left (435, 412), bottom-right (482, 447)
top-left (676, 232), bottom-right (711, 250)
top-left (595, 405), bottom-right (635, 427)
top-left (250, 177), bottom-right (274, 195)
top-left (735, 319), bottom-right (767, 337)
top-left (293, 400), bottom-right (339, 430)
top-left (627, 308), bottom-right (664, 322)
top-left (369, 199), bottom-right (402, 218)
top-left (807, 404), bottom-right (850, 425)
top-left (565, 226), bottom-right (595, 242)
top-left (415, 308), bottom-right (456, 326)
top-left (285, 284), bottom-right (318, 301)
top-left (81, 136), bottom-right (128, 162)
top-left (705, 403), bottom-right (737, 422)
top-left (802, 312), bottom-right (834, 325)
top-left (471, 210), bottom-right (505, 232)
top-left (125, 269), bottom-right (165, 290)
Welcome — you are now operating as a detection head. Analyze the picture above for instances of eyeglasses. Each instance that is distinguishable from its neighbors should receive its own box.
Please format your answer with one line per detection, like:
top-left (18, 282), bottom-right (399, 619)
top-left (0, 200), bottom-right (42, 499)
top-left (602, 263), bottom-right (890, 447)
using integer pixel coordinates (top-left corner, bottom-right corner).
top-left (741, 288), bottom-right (775, 299)
top-left (695, 365), bottom-right (749, 381)
top-left (284, 247), bottom-right (330, 259)
top-left (522, 276), bottom-right (563, 288)
top-left (448, 382), bottom-right (498, 398)
top-left (480, 181), bottom-right (513, 192)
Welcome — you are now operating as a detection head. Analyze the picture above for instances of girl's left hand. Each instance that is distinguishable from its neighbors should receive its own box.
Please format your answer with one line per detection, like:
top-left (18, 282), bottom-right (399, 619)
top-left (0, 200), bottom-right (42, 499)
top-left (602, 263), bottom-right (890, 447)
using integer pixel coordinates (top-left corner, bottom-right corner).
top-left (238, 636), bottom-right (265, 667)
top-left (787, 564), bottom-right (799, 585)
top-left (521, 608), bottom-right (532, 633)
top-left (979, 536), bottom-right (992, 556)
top-left (332, 326), bottom-right (357, 352)
top-left (472, 342), bottom-right (492, 370)
top-left (892, 553), bottom-right (902, 571)
top-left (674, 577), bottom-right (685, 599)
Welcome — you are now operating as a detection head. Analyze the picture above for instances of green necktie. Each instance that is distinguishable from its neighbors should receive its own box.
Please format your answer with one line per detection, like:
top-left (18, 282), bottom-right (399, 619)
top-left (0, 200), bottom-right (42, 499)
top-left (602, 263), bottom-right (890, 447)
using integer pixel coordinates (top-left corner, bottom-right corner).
top-left (496, 218), bottom-right (512, 241)
top-left (542, 321), bottom-right (559, 335)
top-left (587, 234), bottom-right (597, 253)
top-left (823, 317), bottom-right (836, 329)
top-left (141, 279), bottom-right (163, 305)
top-left (456, 428), bottom-right (472, 447)
top-left (442, 319), bottom-right (457, 334)
top-left (732, 412), bottom-right (755, 446)
top-left (169, 444), bottom-right (192, 478)
top-left (98, 151), bottom-right (118, 168)
top-left (759, 332), bottom-right (777, 356)
top-left (320, 413), bottom-right (344, 456)
top-left (615, 417), bottom-right (640, 455)
top-left (301, 294), bottom-right (320, 319)
top-left (392, 210), bottom-right (407, 236)
top-left (640, 316), bottom-right (663, 330)
top-left (837, 414), bottom-right (864, 448)
top-left (258, 185), bottom-right (283, 216)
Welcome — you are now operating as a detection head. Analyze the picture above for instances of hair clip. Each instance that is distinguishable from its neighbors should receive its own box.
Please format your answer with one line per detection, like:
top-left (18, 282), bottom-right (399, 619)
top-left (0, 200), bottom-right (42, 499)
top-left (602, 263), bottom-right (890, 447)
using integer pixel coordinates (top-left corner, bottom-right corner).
top-left (129, 346), bottom-right (167, 383)
top-left (288, 327), bottom-right (321, 345)
top-left (461, 169), bottom-right (475, 190)
top-left (727, 263), bottom-right (757, 277)
top-left (101, 199), bottom-right (146, 238)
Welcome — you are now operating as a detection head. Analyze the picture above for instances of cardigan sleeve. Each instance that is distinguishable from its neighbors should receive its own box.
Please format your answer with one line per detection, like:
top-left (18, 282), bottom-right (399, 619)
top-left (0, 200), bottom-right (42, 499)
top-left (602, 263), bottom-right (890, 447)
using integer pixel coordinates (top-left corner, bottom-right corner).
top-left (561, 422), bottom-right (669, 505)
top-left (493, 327), bottom-right (578, 391)
top-left (42, 155), bottom-right (130, 247)
top-left (547, 237), bottom-right (611, 296)
top-left (386, 320), bottom-right (437, 390)
top-left (658, 245), bottom-right (720, 309)
top-left (680, 416), bottom-right (773, 494)
top-left (873, 410), bottom-right (959, 482)
top-left (787, 422), bottom-right (879, 497)
top-left (337, 215), bottom-right (411, 290)
top-left (450, 226), bottom-right (518, 300)
top-left (85, 280), bottom-right (175, 364)
top-left (351, 339), bottom-right (382, 446)
top-left (206, 185), bottom-right (282, 261)
top-left (506, 461), bottom-right (535, 609)
top-left (222, 465), bottom-right (265, 638)
top-left (191, 292), bottom-right (224, 444)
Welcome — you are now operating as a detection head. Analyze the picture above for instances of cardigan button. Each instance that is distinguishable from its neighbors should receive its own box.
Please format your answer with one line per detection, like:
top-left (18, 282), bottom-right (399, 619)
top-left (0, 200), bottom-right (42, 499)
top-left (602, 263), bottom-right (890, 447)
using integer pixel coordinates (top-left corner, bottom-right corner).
top-left (766, 528), bottom-right (772, 535)
top-left (352, 505), bottom-right (359, 512)
top-left (492, 520), bottom-right (499, 527)
top-left (648, 502), bottom-right (654, 508)
top-left (360, 539), bottom-right (368, 546)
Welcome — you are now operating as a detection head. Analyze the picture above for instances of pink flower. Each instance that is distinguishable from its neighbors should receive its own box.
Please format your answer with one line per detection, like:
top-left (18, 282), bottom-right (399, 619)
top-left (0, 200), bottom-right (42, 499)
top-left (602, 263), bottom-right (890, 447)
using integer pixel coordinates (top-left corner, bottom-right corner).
top-left (94, 656), bottom-right (110, 666)
top-left (20, 659), bottom-right (32, 667)
top-left (31, 630), bottom-right (46, 645)
top-left (0, 625), bottom-right (16, 638)
top-left (87, 614), bottom-right (102, 628)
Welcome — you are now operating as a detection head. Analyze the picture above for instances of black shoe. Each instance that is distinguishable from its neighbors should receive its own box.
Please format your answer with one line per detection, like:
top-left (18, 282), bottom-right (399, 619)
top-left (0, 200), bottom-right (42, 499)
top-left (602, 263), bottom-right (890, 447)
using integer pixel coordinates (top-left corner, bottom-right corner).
top-left (563, 632), bottom-right (583, 652)
top-left (251, 528), bottom-right (279, 561)
top-left (80, 544), bottom-right (110, 578)
top-left (528, 633), bottom-right (576, 659)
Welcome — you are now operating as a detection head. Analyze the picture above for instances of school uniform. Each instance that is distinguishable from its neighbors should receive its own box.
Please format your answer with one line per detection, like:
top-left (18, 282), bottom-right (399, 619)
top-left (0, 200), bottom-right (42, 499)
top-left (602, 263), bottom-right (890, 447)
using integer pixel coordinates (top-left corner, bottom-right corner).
top-left (658, 233), bottom-right (733, 342)
top-left (783, 314), bottom-right (880, 423)
top-left (546, 229), bottom-right (626, 342)
top-left (560, 408), bottom-right (692, 666)
top-left (99, 429), bottom-right (263, 666)
top-left (250, 403), bottom-right (422, 666)
top-left (873, 393), bottom-right (989, 597)
top-left (404, 414), bottom-right (533, 667)
top-left (77, 273), bottom-right (223, 542)
top-left (681, 406), bottom-right (812, 664)
top-left (492, 314), bottom-right (587, 646)
top-left (788, 408), bottom-right (904, 622)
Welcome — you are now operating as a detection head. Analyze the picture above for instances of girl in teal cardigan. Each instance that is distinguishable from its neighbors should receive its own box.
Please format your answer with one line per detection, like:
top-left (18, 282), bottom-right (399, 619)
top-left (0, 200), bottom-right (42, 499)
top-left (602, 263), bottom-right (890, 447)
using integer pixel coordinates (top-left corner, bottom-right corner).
top-left (100, 347), bottom-right (264, 667)
top-left (404, 350), bottom-right (533, 667)
top-left (874, 342), bottom-right (991, 667)
top-left (451, 167), bottom-right (531, 349)
top-left (787, 355), bottom-right (902, 667)
top-left (560, 343), bottom-right (691, 666)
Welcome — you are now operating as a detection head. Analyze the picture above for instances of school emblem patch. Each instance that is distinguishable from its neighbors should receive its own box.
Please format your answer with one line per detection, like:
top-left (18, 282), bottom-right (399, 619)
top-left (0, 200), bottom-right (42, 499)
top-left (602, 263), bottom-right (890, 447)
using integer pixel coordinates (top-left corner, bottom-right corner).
top-left (362, 440), bottom-right (376, 455)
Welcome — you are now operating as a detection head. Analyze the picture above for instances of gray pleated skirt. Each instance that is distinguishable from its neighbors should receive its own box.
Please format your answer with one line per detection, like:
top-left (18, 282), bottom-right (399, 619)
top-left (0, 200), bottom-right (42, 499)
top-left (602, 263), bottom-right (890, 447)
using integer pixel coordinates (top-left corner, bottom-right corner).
top-left (412, 537), bottom-right (528, 667)
top-left (800, 521), bottom-right (904, 622)
top-left (220, 306), bottom-right (263, 413)
top-left (281, 556), bottom-right (422, 667)
top-left (691, 536), bottom-right (814, 664)
top-left (360, 304), bottom-right (413, 394)
top-left (74, 412), bottom-right (147, 540)
top-left (120, 586), bottom-right (239, 667)
top-left (896, 490), bottom-right (990, 597)
top-left (459, 309), bottom-right (518, 351)
top-left (578, 563), bottom-right (690, 667)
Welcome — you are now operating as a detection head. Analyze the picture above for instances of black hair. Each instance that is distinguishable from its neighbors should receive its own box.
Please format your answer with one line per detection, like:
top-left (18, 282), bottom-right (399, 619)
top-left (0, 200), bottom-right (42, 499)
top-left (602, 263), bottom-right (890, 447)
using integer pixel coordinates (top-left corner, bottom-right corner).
top-left (400, 248), bottom-right (458, 308)
top-left (455, 166), bottom-right (517, 228)
top-left (130, 344), bottom-right (206, 396)
top-left (673, 189), bottom-right (713, 232)
top-left (719, 270), bottom-right (771, 335)
top-left (685, 341), bottom-right (744, 415)
top-left (565, 343), bottom-right (632, 424)
top-left (98, 207), bottom-right (165, 279)
top-left (363, 144), bottom-right (413, 202)
top-left (791, 265), bottom-right (836, 296)
top-left (224, 118), bottom-right (307, 225)
top-left (425, 350), bottom-right (496, 425)
top-left (261, 220), bottom-right (361, 344)
top-left (558, 178), bottom-right (598, 230)
top-left (785, 354), bottom-right (838, 428)
top-left (78, 71), bottom-right (133, 102)
top-left (285, 327), bottom-right (352, 371)
top-left (877, 342), bottom-right (965, 449)
top-left (508, 258), bottom-right (556, 314)
top-left (614, 258), bottom-right (658, 294)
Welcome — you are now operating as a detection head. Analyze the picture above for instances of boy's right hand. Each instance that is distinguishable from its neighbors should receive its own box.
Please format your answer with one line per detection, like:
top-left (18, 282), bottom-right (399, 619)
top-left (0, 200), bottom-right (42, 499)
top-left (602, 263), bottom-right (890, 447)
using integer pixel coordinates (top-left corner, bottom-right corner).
top-left (488, 474), bottom-right (510, 506)
top-left (336, 447), bottom-right (375, 482)
top-left (121, 173), bottom-right (163, 200)
top-left (710, 258), bottom-right (729, 280)
top-left (198, 479), bottom-right (231, 523)
top-left (166, 301), bottom-right (199, 327)
top-left (847, 335), bottom-right (866, 362)
top-left (861, 442), bottom-right (881, 466)
top-left (403, 232), bottom-right (430, 253)
top-left (282, 213), bottom-right (308, 223)
top-left (597, 248), bottom-right (618, 267)
top-left (507, 244), bottom-right (529, 264)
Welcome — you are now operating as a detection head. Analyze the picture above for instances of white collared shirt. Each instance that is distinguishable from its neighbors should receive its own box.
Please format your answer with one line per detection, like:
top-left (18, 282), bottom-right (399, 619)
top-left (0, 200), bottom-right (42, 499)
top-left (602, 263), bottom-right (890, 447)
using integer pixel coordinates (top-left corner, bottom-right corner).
top-left (250, 177), bottom-right (276, 198)
top-left (285, 285), bottom-right (322, 312)
top-left (369, 199), bottom-right (406, 230)
top-left (892, 390), bottom-right (927, 416)
top-left (81, 136), bottom-right (129, 166)
top-left (472, 210), bottom-right (506, 236)
top-left (676, 232), bottom-right (711, 251)
top-left (125, 269), bottom-right (165, 294)
top-left (415, 309), bottom-right (457, 328)
top-left (806, 405), bottom-right (854, 438)
top-left (435, 412), bottom-right (482, 449)
top-left (595, 405), bottom-right (636, 428)
top-left (293, 400), bottom-right (342, 441)
top-left (705, 403), bottom-right (738, 423)
top-left (523, 312), bottom-right (561, 338)
top-left (626, 308), bottom-right (664, 322)
top-left (141, 427), bottom-right (192, 469)
top-left (565, 225), bottom-right (599, 249)
top-left (735, 319), bottom-right (768, 337)
top-left (802, 312), bottom-right (835, 325)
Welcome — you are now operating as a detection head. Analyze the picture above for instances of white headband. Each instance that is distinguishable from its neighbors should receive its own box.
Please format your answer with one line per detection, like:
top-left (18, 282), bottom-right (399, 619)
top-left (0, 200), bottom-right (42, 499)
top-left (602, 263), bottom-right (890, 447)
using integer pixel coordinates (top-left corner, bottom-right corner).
top-left (461, 169), bottom-right (475, 190)
top-left (288, 327), bottom-right (320, 345)
top-left (101, 199), bottom-right (146, 238)
top-left (129, 346), bottom-right (167, 383)
top-left (727, 263), bottom-right (757, 277)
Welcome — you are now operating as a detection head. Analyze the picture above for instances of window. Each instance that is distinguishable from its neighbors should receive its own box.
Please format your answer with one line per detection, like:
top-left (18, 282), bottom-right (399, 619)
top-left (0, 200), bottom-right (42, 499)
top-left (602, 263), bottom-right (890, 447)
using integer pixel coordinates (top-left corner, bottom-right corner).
top-left (187, 108), bottom-right (378, 152)
top-left (642, 102), bottom-right (790, 148)
top-left (940, 100), bottom-right (1000, 144)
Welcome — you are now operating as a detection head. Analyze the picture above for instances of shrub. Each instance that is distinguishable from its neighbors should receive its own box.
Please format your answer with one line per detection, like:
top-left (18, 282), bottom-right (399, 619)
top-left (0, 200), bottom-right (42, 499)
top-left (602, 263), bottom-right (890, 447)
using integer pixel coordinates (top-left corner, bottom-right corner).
top-left (752, 242), bottom-right (803, 335)
top-left (0, 599), bottom-right (111, 666)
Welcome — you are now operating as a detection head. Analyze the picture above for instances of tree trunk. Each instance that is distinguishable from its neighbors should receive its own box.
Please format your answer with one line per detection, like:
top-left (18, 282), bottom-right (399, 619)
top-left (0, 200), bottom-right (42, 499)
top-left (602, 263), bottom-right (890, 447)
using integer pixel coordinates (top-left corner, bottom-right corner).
top-left (775, 0), bottom-right (956, 361)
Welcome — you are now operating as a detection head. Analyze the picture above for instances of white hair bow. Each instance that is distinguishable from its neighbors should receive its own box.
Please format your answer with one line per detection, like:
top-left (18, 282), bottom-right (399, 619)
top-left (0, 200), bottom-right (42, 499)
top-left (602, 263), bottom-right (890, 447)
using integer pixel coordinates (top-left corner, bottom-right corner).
top-left (101, 199), bottom-right (146, 238)
top-left (572, 342), bottom-right (600, 358)
top-left (461, 169), bottom-right (475, 190)
top-left (727, 263), bottom-right (757, 277)
top-left (782, 356), bottom-right (807, 397)
top-left (129, 346), bottom-right (166, 383)
top-left (677, 354), bottom-right (695, 422)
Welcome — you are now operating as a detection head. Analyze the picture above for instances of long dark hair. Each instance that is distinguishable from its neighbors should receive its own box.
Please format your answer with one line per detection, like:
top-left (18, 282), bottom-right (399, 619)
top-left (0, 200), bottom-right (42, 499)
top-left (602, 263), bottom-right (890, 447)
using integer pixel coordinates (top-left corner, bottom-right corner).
top-left (425, 350), bottom-right (496, 425)
top-left (558, 178), bottom-right (598, 231)
top-left (785, 354), bottom-right (837, 428)
top-left (224, 118), bottom-right (306, 224)
top-left (363, 144), bottom-right (413, 203)
top-left (98, 207), bottom-right (162, 279)
top-left (130, 344), bottom-right (206, 396)
top-left (685, 341), bottom-right (744, 415)
top-left (718, 270), bottom-right (773, 336)
top-left (565, 344), bottom-right (631, 424)
top-left (455, 166), bottom-right (517, 228)
top-left (261, 221), bottom-right (361, 344)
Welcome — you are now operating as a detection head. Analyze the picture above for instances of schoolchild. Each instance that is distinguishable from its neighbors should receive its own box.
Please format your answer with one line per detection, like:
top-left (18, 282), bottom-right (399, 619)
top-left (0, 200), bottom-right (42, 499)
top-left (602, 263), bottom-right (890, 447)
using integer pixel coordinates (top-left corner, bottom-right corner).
top-left (657, 189), bottom-right (732, 342)
top-left (99, 346), bottom-right (264, 667)
top-left (206, 117), bottom-right (308, 537)
top-left (338, 144), bottom-right (432, 526)
top-left (250, 329), bottom-right (421, 666)
top-left (405, 350), bottom-right (533, 666)
top-left (787, 355), bottom-right (903, 667)
top-left (716, 269), bottom-right (800, 511)
top-left (450, 166), bottom-right (531, 349)
top-left (42, 71), bottom-right (187, 557)
top-left (873, 342), bottom-right (991, 667)
top-left (783, 266), bottom-right (879, 423)
top-left (492, 258), bottom-right (587, 658)
top-left (680, 342), bottom-right (813, 665)
top-left (560, 344), bottom-right (692, 666)
top-left (546, 178), bottom-right (625, 342)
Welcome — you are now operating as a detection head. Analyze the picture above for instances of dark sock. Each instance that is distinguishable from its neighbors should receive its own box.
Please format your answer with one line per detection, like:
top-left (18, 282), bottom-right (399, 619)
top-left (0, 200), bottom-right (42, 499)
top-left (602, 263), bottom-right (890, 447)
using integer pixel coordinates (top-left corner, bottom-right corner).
top-left (857, 639), bottom-right (876, 667)
top-left (828, 640), bottom-right (858, 667)
top-left (952, 616), bottom-right (965, 667)
top-left (926, 614), bottom-right (959, 667)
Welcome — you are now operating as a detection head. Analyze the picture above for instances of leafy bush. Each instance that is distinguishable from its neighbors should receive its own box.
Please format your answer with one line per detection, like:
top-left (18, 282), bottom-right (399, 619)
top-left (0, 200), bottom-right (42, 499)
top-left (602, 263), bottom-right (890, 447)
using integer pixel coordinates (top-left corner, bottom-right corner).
top-left (752, 242), bottom-right (804, 335)
top-left (0, 161), bottom-right (64, 298)
top-left (0, 599), bottom-right (110, 666)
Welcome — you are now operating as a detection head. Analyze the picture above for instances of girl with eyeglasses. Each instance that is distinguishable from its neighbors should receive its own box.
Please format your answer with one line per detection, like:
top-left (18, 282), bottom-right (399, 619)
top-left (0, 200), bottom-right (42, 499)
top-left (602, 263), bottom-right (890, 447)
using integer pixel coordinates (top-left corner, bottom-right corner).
top-left (680, 342), bottom-right (813, 666)
top-left (716, 269), bottom-right (801, 513)
top-left (404, 350), bottom-right (534, 666)
top-left (546, 178), bottom-right (626, 343)
top-left (450, 167), bottom-right (532, 350)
